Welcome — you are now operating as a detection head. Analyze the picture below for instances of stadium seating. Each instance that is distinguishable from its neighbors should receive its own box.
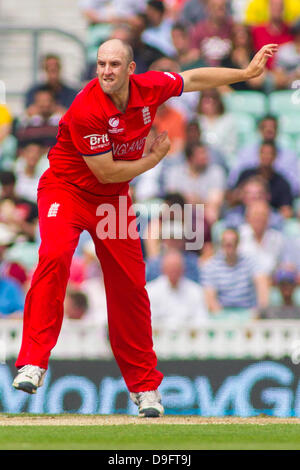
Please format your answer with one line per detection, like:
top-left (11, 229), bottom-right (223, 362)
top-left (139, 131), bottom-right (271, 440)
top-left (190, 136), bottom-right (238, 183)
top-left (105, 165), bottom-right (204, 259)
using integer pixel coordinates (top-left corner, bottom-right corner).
top-left (211, 219), bottom-right (226, 243)
top-left (222, 90), bottom-right (268, 119)
top-left (282, 218), bottom-right (300, 238)
top-left (278, 113), bottom-right (300, 145)
top-left (277, 133), bottom-right (297, 152)
top-left (0, 0), bottom-right (86, 115)
top-left (269, 90), bottom-right (300, 116)
top-left (295, 135), bottom-right (300, 156)
top-left (230, 111), bottom-right (257, 150)
top-left (270, 286), bottom-right (300, 307)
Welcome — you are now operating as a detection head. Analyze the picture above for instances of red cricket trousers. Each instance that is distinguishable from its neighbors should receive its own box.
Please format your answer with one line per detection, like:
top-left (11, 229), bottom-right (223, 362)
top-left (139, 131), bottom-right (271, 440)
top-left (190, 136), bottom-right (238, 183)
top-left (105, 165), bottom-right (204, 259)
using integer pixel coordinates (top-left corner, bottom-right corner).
top-left (16, 169), bottom-right (163, 392)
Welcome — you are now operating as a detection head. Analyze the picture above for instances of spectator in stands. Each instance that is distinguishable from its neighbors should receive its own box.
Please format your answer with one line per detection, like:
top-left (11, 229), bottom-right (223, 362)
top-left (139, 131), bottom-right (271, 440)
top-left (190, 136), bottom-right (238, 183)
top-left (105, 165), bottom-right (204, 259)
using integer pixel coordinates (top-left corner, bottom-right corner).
top-left (0, 224), bottom-right (27, 286)
top-left (202, 227), bottom-right (270, 313)
top-left (178, 0), bottom-right (207, 27)
top-left (14, 141), bottom-right (49, 203)
top-left (228, 115), bottom-right (300, 196)
top-left (15, 87), bottom-right (64, 147)
top-left (68, 236), bottom-right (104, 287)
top-left (163, 142), bottom-right (226, 224)
top-left (238, 200), bottom-right (285, 275)
top-left (143, 192), bottom-right (187, 259)
top-left (64, 288), bottom-right (89, 320)
top-left (143, 191), bottom-right (211, 258)
top-left (185, 120), bottom-right (228, 171)
top-left (0, 104), bottom-right (17, 171)
top-left (190, 0), bottom-right (233, 66)
top-left (134, 120), bottom-right (228, 202)
top-left (272, 18), bottom-right (300, 89)
top-left (197, 88), bottom-right (238, 166)
top-left (153, 101), bottom-right (186, 158)
top-left (141, 0), bottom-right (177, 57)
top-left (0, 105), bottom-right (12, 143)
top-left (234, 140), bottom-right (294, 217)
top-left (125, 14), bottom-right (165, 74)
top-left (185, 120), bottom-right (201, 148)
top-left (251, 0), bottom-right (293, 70)
top-left (259, 263), bottom-right (300, 318)
top-left (63, 284), bottom-right (107, 353)
top-left (244, 0), bottom-right (300, 26)
top-left (146, 249), bottom-right (208, 329)
top-left (0, 254), bottom-right (25, 318)
top-left (223, 176), bottom-right (284, 231)
top-left (148, 57), bottom-right (187, 155)
top-left (77, 239), bottom-right (108, 325)
top-left (78, 0), bottom-right (146, 79)
top-left (25, 54), bottom-right (79, 109)
top-left (0, 170), bottom-right (38, 242)
top-left (221, 23), bottom-right (269, 91)
top-left (166, 0), bottom-right (188, 19)
top-left (109, 22), bottom-right (135, 46)
top-left (146, 218), bottom-right (201, 283)
top-left (171, 22), bottom-right (206, 71)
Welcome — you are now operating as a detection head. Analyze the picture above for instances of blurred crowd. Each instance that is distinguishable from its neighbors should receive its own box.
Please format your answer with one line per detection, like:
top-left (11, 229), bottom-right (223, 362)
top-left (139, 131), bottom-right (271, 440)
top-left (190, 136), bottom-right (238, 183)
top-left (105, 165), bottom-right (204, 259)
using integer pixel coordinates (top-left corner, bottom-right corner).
top-left (1, 0), bottom-right (300, 329)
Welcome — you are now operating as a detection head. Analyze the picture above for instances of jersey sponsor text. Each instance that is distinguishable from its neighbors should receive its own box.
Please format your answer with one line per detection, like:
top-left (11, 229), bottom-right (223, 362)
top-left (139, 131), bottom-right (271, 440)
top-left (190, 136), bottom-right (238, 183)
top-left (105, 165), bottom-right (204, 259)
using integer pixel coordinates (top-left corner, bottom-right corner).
top-left (112, 137), bottom-right (147, 157)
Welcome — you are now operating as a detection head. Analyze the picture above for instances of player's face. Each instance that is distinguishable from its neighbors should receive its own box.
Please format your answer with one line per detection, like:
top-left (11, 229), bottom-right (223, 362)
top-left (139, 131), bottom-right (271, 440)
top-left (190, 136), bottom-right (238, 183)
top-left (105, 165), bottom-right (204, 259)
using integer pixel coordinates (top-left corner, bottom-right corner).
top-left (97, 46), bottom-right (134, 96)
top-left (171, 28), bottom-right (187, 53)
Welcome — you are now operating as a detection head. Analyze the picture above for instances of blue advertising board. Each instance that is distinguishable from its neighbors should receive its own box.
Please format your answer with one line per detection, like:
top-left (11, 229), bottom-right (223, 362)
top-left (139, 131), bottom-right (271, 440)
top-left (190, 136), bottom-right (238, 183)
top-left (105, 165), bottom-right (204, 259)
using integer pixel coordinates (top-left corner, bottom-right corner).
top-left (1, 359), bottom-right (300, 417)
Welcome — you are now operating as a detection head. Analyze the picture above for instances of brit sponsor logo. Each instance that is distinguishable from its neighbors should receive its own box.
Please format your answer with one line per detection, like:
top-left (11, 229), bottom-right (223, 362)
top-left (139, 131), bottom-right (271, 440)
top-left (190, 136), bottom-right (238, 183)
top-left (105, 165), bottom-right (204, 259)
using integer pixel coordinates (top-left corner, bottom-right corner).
top-left (142, 106), bottom-right (151, 125)
top-left (84, 133), bottom-right (110, 150)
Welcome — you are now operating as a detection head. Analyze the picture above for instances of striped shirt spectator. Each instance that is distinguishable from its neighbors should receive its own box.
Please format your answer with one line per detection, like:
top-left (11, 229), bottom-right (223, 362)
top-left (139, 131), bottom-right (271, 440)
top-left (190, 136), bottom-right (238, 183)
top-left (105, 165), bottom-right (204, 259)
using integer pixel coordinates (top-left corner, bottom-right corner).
top-left (202, 228), bottom-right (269, 312)
top-left (202, 252), bottom-right (262, 309)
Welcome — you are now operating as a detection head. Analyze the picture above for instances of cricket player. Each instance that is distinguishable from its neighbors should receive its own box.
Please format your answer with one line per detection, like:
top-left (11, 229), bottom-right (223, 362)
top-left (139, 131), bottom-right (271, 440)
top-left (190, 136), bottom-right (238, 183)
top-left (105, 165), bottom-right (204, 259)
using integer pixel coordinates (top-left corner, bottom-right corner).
top-left (12, 39), bottom-right (277, 417)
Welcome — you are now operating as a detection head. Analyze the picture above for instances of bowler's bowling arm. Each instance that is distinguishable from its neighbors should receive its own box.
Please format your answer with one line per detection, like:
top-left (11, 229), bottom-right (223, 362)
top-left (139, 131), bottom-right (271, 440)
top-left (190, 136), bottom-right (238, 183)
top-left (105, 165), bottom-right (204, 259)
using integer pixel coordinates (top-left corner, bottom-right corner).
top-left (82, 150), bottom-right (161, 184)
top-left (83, 131), bottom-right (170, 184)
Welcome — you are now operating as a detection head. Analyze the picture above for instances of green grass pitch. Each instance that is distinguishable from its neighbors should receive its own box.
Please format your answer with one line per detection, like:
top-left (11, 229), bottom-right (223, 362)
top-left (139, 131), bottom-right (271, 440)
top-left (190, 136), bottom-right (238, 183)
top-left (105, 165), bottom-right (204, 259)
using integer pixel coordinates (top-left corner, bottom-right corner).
top-left (1, 416), bottom-right (300, 450)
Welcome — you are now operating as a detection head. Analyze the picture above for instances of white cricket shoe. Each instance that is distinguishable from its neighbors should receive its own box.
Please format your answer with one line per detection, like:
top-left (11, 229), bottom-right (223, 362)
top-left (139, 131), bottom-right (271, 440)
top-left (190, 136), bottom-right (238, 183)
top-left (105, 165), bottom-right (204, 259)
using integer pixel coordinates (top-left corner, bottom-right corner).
top-left (130, 390), bottom-right (164, 417)
top-left (12, 365), bottom-right (46, 394)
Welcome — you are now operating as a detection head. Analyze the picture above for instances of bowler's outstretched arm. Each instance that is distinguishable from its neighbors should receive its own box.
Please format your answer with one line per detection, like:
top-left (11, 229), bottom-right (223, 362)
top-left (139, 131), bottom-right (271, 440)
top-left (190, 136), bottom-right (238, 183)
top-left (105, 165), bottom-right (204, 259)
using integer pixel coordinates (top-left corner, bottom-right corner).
top-left (180, 44), bottom-right (278, 92)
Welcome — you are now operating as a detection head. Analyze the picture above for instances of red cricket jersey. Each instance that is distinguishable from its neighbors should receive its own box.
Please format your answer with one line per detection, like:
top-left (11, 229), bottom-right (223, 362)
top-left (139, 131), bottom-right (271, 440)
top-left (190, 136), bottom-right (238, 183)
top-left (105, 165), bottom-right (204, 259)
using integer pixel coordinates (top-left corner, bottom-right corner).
top-left (47, 71), bottom-right (184, 196)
